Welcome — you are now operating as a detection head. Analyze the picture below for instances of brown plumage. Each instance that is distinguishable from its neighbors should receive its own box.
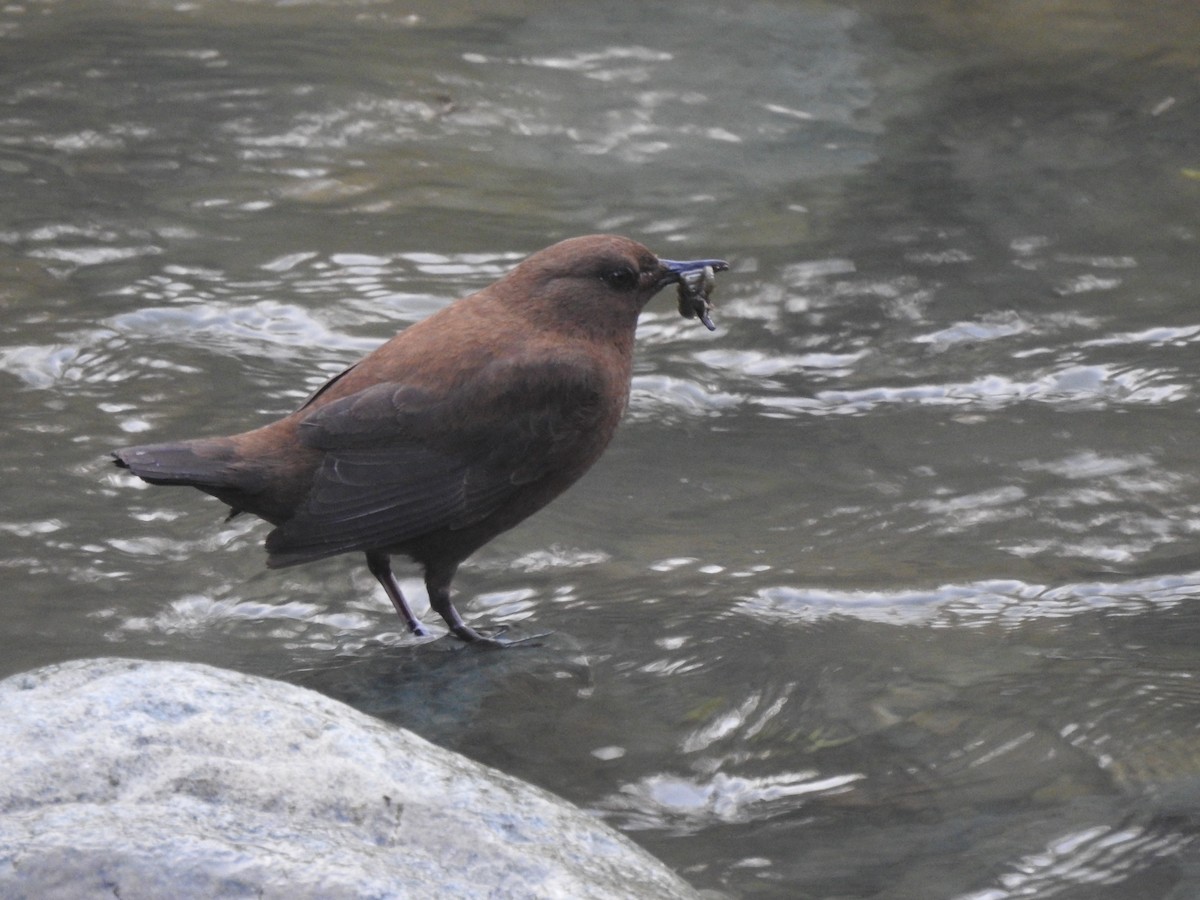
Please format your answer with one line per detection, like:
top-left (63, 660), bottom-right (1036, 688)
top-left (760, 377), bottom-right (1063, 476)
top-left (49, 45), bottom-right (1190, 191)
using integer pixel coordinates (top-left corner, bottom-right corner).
top-left (113, 234), bottom-right (727, 644)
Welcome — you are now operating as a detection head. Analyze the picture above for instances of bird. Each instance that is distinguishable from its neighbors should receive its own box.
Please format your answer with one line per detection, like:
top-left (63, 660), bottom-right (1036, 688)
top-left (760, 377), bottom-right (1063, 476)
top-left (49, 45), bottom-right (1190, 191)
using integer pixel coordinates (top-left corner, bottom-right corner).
top-left (113, 234), bottom-right (727, 645)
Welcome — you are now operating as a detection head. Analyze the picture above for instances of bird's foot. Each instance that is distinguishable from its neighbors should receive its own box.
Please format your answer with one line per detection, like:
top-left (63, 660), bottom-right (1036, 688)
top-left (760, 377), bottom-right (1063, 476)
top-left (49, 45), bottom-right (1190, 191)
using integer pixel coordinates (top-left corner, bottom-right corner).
top-left (450, 623), bottom-right (551, 648)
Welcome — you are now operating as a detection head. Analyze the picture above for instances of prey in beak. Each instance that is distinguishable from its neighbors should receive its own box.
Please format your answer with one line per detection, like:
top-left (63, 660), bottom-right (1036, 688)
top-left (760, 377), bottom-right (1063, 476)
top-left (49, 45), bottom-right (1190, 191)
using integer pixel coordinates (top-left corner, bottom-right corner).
top-left (659, 257), bottom-right (729, 331)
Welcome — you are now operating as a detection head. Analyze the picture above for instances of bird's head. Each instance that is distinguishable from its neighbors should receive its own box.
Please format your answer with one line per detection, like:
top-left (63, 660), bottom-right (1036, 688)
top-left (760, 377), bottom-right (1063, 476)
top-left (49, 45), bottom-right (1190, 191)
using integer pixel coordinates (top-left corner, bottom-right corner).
top-left (504, 234), bottom-right (728, 340)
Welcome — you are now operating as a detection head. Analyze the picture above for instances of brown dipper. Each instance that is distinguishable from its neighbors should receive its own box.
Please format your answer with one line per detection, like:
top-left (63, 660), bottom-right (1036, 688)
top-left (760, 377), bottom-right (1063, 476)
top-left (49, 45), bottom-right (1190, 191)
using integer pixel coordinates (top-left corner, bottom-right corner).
top-left (113, 234), bottom-right (728, 644)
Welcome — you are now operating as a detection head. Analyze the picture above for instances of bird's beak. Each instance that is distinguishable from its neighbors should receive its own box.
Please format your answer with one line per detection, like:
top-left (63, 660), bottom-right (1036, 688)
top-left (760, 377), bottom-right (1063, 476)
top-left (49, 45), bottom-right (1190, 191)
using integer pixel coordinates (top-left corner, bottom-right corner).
top-left (656, 257), bottom-right (729, 290)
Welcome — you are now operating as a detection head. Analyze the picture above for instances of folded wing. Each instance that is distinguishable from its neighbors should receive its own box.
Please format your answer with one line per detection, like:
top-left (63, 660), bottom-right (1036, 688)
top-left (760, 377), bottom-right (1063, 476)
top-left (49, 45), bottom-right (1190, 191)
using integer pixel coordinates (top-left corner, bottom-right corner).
top-left (264, 356), bottom-right (610, 567)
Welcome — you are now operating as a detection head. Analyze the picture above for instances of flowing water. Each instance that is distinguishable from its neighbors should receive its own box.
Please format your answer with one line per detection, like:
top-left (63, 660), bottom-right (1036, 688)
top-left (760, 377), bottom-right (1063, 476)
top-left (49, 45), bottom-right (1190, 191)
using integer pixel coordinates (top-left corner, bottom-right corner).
top-left (3, 1), bottom-right (1200, 896)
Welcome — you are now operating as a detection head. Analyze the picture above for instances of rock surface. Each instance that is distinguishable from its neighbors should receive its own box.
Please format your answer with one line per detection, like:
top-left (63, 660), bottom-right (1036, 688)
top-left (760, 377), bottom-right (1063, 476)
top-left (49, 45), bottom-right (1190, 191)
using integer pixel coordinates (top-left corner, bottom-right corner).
top-left (0, 657), bottom-right (698, 900)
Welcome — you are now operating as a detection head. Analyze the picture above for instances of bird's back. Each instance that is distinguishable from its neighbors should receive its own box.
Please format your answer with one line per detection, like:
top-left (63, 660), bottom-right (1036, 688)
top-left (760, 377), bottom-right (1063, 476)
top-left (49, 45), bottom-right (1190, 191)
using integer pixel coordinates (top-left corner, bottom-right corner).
top-left (117, 275), bottom-right (635, 564)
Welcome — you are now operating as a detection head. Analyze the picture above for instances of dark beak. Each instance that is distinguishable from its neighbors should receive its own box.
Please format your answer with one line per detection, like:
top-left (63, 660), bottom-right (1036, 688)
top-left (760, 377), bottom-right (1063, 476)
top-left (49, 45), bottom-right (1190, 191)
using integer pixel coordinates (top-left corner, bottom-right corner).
top-left (656, 257), bottom-right (729, 290)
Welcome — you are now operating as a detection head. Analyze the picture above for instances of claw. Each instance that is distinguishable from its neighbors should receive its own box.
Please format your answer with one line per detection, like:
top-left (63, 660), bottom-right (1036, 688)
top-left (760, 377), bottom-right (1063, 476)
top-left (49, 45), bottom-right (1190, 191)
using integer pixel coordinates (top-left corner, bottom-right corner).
top-left (449, 622), bottom-right (552, 649)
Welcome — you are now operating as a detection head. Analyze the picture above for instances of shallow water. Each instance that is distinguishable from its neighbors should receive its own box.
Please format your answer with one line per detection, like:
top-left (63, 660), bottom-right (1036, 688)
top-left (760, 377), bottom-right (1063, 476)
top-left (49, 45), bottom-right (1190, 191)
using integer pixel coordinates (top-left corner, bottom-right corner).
top-left (4, 0), bottom-right (1200, 896)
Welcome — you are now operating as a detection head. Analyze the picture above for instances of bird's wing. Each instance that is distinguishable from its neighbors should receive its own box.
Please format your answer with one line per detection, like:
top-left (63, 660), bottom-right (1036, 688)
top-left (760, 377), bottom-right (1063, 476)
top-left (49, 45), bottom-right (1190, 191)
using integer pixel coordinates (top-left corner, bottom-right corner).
top-left (263, 356), bottom-right (611, 567)
top-left (294, 360), bottom-right (359, 411)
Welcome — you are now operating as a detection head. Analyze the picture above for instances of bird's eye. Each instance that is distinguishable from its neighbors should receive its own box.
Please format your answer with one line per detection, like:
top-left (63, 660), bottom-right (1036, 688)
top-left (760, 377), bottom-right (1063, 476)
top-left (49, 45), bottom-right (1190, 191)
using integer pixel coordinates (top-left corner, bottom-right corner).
top-left (601, 266), bottom-right (639, 292)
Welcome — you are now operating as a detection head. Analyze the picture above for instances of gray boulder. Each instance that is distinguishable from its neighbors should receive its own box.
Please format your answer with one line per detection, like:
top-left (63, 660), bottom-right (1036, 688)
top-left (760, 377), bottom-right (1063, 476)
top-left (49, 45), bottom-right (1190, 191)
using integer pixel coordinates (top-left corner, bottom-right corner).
top-left (0, 657), bottom-right (698, 900)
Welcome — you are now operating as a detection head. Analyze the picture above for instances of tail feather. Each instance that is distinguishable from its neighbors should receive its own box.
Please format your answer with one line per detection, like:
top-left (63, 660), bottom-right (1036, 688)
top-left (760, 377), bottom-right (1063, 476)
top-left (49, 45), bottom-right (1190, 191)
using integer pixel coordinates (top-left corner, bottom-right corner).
top-left (112, 439), bottom-right (250, 490)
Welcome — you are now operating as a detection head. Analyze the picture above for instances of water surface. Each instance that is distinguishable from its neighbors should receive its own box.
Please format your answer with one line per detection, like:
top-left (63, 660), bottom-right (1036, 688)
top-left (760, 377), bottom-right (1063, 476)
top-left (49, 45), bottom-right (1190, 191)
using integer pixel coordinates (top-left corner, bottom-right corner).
top-left (3, 1), bottom-right (1200, 897)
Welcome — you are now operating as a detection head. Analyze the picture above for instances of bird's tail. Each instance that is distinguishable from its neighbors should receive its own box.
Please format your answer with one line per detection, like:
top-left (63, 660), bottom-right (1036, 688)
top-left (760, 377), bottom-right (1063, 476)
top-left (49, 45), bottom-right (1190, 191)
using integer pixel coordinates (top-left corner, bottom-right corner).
top-left (112, 438), bottom-right (253, 492)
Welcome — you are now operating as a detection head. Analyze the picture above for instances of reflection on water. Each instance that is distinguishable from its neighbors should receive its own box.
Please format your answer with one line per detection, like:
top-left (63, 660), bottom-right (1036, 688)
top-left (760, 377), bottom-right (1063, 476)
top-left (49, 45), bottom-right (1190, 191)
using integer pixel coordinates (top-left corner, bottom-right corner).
top-left (744, 571), bottom-right (1200, 626)
top-left (3, 0), bottom-right (1200, 897)
top-left (957, 823), bottom-right (1192, 900)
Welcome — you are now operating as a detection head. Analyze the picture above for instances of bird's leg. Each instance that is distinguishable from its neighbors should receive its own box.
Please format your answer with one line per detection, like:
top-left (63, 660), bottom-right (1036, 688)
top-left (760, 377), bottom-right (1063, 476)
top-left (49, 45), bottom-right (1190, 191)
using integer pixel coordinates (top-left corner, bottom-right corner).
top-left (424, 565), bottom-right (517, 646)
top-left (425, 567), bottom-right (552, 648)
top-left (365, 551), bottom-right (429, 636)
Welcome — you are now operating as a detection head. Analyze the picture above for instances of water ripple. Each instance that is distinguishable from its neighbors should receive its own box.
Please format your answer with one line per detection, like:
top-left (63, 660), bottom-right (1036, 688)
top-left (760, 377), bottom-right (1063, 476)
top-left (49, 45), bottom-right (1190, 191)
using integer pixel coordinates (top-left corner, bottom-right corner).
top-left (755, 364), bottom-right (1188, 418)
top-left (628, 374), bottom-right (744, 420)
top-left (451, 1), bottom-right (878, 184)
top-left (739, 571), bottom-right (1200, 627)
top-left (956, 822), bottom-right (1194, 900)
top-left (594, 769), bottom-right (863, 835)
top-left (1082, 323), bottom-right (1200, 348)
top-left (118, 594), bottom-right (334, 637)
top-left (107, 300), bottom-right (377, 358)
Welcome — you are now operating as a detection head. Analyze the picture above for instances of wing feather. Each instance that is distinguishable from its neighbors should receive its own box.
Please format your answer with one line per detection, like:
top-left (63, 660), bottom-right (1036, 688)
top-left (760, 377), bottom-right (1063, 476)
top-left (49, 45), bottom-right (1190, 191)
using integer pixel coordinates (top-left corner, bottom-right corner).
top-left (264, 355), bottom-right (612, 567)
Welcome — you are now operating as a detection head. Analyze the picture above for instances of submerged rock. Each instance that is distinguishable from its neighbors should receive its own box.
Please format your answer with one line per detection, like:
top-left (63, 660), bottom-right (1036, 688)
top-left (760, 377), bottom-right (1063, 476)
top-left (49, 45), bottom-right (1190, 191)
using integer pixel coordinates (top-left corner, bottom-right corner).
top-left (0, 657), bottom-right (698, 900)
